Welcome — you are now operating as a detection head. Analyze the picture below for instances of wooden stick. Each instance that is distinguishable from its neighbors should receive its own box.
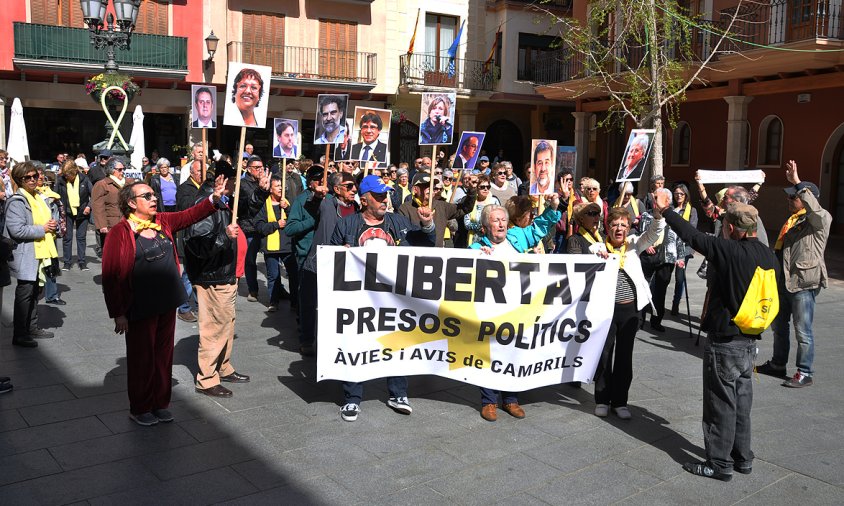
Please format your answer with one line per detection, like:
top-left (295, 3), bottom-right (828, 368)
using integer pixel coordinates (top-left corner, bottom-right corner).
top-left (323, 144), bottom-right (330, 187)
top-left (201, 128), bottom-right (207, 182)
top-left (281, 157), bottom-right (287, 220)
top-left (447, 155), bottom-right (458, 204)
top-left (428, 144), bottom-right (437, 205)
top-left (232, 127), bottom-right (247, 223)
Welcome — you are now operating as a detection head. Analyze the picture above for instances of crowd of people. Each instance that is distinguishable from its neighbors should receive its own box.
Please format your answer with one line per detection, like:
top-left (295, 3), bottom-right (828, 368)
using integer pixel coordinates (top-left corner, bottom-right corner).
top-left (0, 143), bottom-right (832, 482)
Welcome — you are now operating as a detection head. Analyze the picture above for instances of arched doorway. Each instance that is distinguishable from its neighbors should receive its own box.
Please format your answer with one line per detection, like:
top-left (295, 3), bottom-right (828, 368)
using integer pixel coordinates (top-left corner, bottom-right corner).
top-left (391, 120), bottom-right (419, 166)
top-left (485, 119), bottom-right (523, 175)
top-left (821, 122), bottom-right (844, 234)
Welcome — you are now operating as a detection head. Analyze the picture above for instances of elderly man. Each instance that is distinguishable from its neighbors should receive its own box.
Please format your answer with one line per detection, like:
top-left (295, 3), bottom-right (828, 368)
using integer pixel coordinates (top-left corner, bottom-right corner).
top-left (398, 172), bottom-right (474, 248)
top-left (655, 190), bottom-right (779, 482)
top-left (180, 143), bottom-right (205, 184)
top-left (757, 160), bottom-right (831, 388)
top-left (331, 175), bottom-right (435, 421)
top-left (92, 157), bottom-right (133, 253)
top-left (238, 156), bottom-right (272, 302)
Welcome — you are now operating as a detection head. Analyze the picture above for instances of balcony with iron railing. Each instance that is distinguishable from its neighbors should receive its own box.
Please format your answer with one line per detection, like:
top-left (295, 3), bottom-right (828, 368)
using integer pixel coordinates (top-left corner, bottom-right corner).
top-left (13, 22), bottom-right (187, 77)
top-left (227, 42), bottom-right (377, 89)
top-left (399, 53), bottom-right (496, 92)
top-left (487, 0), bottom-right (572, 11)
top-left (531, 0), bottom-right (844, 85)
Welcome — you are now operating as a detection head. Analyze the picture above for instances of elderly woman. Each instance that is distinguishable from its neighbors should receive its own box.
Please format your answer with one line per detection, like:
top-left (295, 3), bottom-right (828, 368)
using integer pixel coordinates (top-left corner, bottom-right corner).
top-left (566, 202), bottom-right (603, 254)
top-left (92, 157), bottom-right (134, 249)
top-left (149, 158), bottom-right (178, 213)
top-left (669, 183), bottom-right (698, 315)
top-left (615, 182), bottom-right (644, 228)
top-left (4, 162), bottom-right (59, 347)
top-left (464, 174), bottom-right (501, 246)
top-left (102, 176), bottom-right (226, 426)
top-left (470, 196), bottom-right (562, 421)
top-left (580, 177), bottom-right (609, 233)
top-left (591, 202), bottom-right (665, 419)
top-left (55, 160), bottom-right (92, 271)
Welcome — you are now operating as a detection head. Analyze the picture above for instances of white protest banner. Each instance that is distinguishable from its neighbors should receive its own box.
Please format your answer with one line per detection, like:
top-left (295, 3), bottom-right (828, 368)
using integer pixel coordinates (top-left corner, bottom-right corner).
top-left (316, 246), bottom-right (619, 392)
top-left (697, 169), bottom-right (766, 184)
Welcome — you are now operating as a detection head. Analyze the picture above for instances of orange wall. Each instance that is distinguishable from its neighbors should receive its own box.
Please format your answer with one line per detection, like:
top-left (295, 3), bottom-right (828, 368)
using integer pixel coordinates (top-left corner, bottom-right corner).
top-left (172, 0), bottom-right (205, 83)
top-left (0, 1), bottom-right (28, 71)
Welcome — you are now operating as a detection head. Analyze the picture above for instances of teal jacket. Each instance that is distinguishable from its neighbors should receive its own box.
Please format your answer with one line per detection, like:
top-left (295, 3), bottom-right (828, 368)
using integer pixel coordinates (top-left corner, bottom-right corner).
top-left (284, 189), bottom-right (320, 266)
top-left (469, 207), bottom-right (561, 253)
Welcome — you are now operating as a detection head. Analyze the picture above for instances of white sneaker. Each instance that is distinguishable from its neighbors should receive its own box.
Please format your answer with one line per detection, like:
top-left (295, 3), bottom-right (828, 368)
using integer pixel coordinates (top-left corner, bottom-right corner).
top-left (340, 403), bottom-right (360, 422)
top-left (594, 404), bottom-right (609, 418)
top-left (613, 406), bottom-right (632, 420)
top-left (387, 396), bottom-right (413, 415)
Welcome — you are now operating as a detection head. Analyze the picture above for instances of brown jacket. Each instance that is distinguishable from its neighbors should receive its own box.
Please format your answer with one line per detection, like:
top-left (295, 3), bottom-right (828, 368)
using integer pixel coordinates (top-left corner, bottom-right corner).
top-left (779, 185), bottom-right (831, 292)
top-left (92, 177), bottom-right (135, 230)
top-left (397, 195), bottom-right (474, 247)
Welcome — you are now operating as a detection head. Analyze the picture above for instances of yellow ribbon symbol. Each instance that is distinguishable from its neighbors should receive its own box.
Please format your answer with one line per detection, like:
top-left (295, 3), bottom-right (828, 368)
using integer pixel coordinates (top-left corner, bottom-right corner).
top-left (100, 85), bottom-right (130, 151)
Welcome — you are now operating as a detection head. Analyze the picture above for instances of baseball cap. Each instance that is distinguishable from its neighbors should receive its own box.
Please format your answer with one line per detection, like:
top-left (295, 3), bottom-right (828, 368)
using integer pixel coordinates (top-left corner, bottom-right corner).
top-left (358, 175), bottom-right (394, 195)
top-left (99, 149), bottom-right (113, 158)
top-left (783, 182), bottom-right (820, 198)
top-left (411, 172), bottom-right (432, 187)
top-left (725, 202), bottom-right (758, 231)
top-left (306, 165), bottom-right (325, 181)
top-left (479, 156), bottom-right (489, 163)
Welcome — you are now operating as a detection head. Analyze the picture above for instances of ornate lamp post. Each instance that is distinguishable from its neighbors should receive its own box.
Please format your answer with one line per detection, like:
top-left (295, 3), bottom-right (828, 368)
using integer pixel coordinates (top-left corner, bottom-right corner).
top-left (79, 0), bottom-right (141, 156)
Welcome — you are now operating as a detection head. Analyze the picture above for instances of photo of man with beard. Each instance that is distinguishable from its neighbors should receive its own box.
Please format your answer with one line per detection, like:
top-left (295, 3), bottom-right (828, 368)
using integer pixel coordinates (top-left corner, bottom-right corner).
top-left (529, 139), bottom-right (557, 195)
top-left (314, 94), bottom-right (349, 145)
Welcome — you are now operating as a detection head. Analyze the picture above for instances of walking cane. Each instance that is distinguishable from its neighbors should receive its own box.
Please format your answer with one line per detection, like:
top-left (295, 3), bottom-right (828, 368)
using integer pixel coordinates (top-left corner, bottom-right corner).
top-left (696, 288), bottom-right (710, 347)
top-left (682, 264), bottom-right (693, 340)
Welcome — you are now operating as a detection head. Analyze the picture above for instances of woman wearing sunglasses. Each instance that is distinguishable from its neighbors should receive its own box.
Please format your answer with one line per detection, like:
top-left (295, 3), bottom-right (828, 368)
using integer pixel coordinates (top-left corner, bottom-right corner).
top-left (101, 176), bottom-right (227, 426)
top-left (566, 202), bottom-right (603, 254)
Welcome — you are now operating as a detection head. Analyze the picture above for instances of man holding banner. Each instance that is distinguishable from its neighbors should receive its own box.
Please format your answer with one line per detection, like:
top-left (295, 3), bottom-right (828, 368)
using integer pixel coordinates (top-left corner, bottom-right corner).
top-left (330, 175), bottom-right (435, 422)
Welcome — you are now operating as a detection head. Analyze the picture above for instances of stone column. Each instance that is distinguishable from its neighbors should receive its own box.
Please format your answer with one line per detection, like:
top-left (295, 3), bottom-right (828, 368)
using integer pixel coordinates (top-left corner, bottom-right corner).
top-left (0, 96), bottom-right (6, 150)
top-left (723, 96), bottom-right (753, 170)
top-left (571, 111), bottom-right (592, 181)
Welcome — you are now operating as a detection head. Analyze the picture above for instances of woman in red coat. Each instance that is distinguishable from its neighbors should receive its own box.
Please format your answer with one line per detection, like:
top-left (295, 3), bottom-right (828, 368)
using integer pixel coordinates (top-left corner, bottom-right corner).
top-left (102, 175), bottom-right (227, 426)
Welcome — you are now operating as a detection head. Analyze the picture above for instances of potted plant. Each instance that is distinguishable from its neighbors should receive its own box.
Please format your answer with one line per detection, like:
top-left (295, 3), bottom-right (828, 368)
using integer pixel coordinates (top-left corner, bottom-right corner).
top-left (85, 73), bottom-right (141, 106)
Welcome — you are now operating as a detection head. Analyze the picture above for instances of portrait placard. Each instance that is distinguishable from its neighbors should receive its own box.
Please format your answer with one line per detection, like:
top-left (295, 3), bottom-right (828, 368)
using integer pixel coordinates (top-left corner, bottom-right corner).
top-left (222, 62), bottom-right (272, 128)
top-left (314, 94), bottom-right (350, 145)
top-left (419, 93), bottom-right (456, 145)
top-left (191, 85), bottom-right (217, 129)
top-left (349, 106), bottom-right (391, 168)
top-left (272, 118), bottom-right (299, 159)
top-left (616, 129), bottom-right (656, 182)
top-left (452, 132), bottom-right (486, 170)
top-left (529, 139), bottom-right (557, 195)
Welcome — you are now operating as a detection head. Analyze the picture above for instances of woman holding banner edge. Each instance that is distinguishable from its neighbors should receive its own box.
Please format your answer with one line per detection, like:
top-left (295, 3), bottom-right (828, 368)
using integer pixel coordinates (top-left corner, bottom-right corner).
top-left (589, 191), bottom-right (666, 420)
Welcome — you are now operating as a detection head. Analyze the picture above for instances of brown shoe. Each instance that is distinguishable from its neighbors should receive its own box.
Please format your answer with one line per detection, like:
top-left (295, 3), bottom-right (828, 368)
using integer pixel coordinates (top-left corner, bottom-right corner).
top-left (177, 311), bottom-right (197, 323)
top-left (195, 384), bottom-right (233, 398)
top-left (502, 402), bottom-right (526, 419)
top-left (480, 403), bottom-right (497, 422)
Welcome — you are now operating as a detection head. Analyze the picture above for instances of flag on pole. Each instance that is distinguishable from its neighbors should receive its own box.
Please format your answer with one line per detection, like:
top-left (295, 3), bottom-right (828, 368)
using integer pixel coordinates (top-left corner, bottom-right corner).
top-left (407, 8), bottom-right (421, 55)
top-left (483, 25), bottom-right (501, 73)
top-left (446, 20), bottom-right (466, 78)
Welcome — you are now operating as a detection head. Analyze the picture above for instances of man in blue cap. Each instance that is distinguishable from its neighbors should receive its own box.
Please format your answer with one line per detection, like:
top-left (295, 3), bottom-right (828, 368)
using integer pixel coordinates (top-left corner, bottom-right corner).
top-left (330, 175), bottom-right (435, 422)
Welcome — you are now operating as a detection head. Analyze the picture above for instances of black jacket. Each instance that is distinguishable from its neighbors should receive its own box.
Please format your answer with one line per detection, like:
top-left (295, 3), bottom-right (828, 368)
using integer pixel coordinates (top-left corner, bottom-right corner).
top-left (183, 183), bottom-right (237, 287)
top-left (664, 209), bottom-right (780, 338)
top-left (237, 174), bottom-right (270, 236)
top-left (54, 174), bottom-right (93, 219)
top-left (254, 198), bottom-right (293, 255)
top-left (88, 163), bottom-right (107, 185)
top-left (303, 194), bottom-right (359, 273)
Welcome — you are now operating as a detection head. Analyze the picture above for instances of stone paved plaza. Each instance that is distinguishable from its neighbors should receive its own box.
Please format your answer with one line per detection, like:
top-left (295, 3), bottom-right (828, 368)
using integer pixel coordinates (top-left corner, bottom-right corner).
top-left (1, 233), bottom-right (843, 505)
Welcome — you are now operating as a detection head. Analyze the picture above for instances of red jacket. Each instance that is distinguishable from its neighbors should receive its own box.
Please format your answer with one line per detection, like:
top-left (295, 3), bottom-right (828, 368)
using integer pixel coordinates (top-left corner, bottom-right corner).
top-left (102, 198), bottom-right (216, 319)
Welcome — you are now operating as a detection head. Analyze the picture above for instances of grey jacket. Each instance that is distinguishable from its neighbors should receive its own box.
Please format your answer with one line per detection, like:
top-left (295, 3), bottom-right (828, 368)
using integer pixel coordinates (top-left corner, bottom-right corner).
top-left (779, 184), bottom-right (832, 292)
top-left (3, 192), bottom-right (48, 281)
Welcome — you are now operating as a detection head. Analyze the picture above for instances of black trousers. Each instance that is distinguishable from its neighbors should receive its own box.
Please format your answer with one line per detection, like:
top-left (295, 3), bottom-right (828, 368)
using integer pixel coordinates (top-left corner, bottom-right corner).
top-left (594, 302), bottom-right (639, 407)
top-left (13, 280), bottom-right (41, 338)
top-left (642, 262), bottom-right (674, 321)
top-left (298, 269), bottom-right (317, 346)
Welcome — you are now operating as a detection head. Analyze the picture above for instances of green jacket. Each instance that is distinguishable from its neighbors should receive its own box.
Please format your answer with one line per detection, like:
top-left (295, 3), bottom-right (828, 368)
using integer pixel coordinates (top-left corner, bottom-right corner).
top-left (284, 189), bottom-right (320, 267)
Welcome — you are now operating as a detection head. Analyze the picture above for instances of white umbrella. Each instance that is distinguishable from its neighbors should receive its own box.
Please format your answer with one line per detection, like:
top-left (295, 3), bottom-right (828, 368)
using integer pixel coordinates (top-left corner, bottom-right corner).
top-left (6, 98), bottom-right (29, 166)
top-left (129, 104), bottom-right (146, 170)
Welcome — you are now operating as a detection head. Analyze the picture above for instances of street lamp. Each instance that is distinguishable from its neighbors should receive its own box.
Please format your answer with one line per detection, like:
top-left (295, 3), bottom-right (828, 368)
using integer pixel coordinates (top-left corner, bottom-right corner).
top-left (79, 0), bottom-right (141, 74)
top-left (204, 31), bottom-right (220, 68)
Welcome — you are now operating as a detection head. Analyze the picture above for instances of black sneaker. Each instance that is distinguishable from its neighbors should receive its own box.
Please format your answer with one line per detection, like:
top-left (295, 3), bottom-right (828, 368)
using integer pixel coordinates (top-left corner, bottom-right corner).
top-left (683, 461), bottom-right (732, 481)
top-left (650, 318), bottom-right (665, 332)
top-left (79, 264), bottom-right (90, 271)
top-left (12, 336), bottom-right (38, 348)
top-left (46, 299), bottom-right (67, 306)
top-left (756, 360), bottom-right (787, 379)
top-left (62, 263), bottom-right (72, 271)
top-left (783, 371), bottom-right (813, 388)
top-left (340, 403), bottom-right (360, 422)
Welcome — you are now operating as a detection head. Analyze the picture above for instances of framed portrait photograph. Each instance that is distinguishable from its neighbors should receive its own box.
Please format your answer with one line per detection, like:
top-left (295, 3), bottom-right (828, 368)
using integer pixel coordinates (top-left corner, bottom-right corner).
top-left (314, 94), bottom-right (349, 145)
top-left (222, 62), bottom-right (272, 128)
top-left (419, 92), bottom-right (456, 145)
top-left (529, 139), bottom-right (557, 195)
top-left (191, 85), bottom-right (217, 129)
top-left (272, 118), bottom-right (299, 159)
top-left (616, 129), bottom-right (656, 182)
top-left (452, 131), bottom-right (486, 170)
top-left (349, 106), bottom-right (391, 168)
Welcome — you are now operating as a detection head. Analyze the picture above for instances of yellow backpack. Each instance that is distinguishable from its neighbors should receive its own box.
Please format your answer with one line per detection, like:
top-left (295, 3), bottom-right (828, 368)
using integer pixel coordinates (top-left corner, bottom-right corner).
top-left (733, 267), bottom-right (779, 335)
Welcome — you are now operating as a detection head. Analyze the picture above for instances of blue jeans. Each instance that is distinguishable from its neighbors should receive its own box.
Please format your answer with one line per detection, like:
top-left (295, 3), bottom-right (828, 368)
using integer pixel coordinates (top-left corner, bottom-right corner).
top-left (343, 377), bottom-right (407, 405)
top-left (771, 287), bottom-right (819, 375)
top-left (44, 273), bottom-right (59, 301)
top-left (178, 266), bottom-right (196, 314)
top-left (244, 235), bottom-right (262, 296)
top-left (480, 388), bottom-right (517, 406)
top-left (702, 335), bottom-right (756, 474)
top-left (63, 216), bottom-right (88, 266)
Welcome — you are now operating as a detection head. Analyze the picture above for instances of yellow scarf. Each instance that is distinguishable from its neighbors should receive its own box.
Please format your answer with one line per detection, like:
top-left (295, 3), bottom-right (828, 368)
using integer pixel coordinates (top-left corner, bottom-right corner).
top-left (679, 202), bottom-right (691, 221)
top-left (66, 177), bottom-right (80, 216)
top-left (109, 175), bottom-right (125, 188)
top-left (775, 209), bottom-right (806, 250)
top-left (578, 228), bottom-right (602, 245)
top-left (399, 184), bottom-right (410, 203)
top-left (606, 240), bottom-right (628, 270)
top-left (265, 197), bottom-right (281, 251)
top-left (128, 213), bottom-right (162, 231)
top-left (21, 190), bottom-right (58, 261)
top-left (190, 178), bottom-right (200, 189)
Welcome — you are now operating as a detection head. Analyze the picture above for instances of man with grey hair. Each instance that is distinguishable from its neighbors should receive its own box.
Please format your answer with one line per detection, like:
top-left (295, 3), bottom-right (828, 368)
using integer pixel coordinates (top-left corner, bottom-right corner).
top-left (644, 174), bottom-right (665, 213)
top-left (655, 191), bottom-right (779, 482)
top-left (501, 161), bottom-right (521, 192)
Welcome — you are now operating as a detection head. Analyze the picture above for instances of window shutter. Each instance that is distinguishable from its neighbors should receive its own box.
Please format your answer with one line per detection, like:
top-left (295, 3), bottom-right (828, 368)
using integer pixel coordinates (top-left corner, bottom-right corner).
top-left (242, 11), bottom-right (284, 71)
top-left (135, 0), bottom-right (168, 35)
top-left (320, 19), bottom-right (357, 80)
top-left (31, 0), bottom-right (58, 25)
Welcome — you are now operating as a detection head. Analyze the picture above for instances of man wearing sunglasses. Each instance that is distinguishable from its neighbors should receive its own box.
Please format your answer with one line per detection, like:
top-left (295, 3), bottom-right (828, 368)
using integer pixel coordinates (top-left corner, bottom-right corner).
top-left (237, 156), bottom-right (272, 303)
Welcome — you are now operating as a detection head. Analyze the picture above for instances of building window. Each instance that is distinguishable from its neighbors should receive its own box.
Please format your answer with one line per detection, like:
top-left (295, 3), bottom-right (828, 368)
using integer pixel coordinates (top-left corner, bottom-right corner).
top-left (518, 33), bottom-right (558, 81)
top-left (424, 13), bottom-right (458, 72)
top-left (31, 0), bottom-right (85, 27)
top-left (758, 116), bottom-right (783, 166)
top-left (242, 11), bottom-right (285, 71)
top-left (134, 0), bottom-right (169, 35)
top-left (319, 19), bottom-right (358, 80)
top-left (672, 122), bottom-right (691, 165)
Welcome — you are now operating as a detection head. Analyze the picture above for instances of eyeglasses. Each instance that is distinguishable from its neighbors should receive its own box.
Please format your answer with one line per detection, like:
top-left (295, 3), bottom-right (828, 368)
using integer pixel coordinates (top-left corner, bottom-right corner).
top-left (585, 210), bottom-right (601, 217)
top-left (478, 185), bottom-right (491, 190)
top-left (133, 192), bottom-right (156, 201)
top-left (585, 187), bottom-right (599, 191)
top-left (496, 171), bottom-right (506, 175)
top-left (338, 183), bottom-right (356, 189)
top-left (673, 192), bottom-right (686, 197)
top-left (22, 174), bottom-right (38, 182)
